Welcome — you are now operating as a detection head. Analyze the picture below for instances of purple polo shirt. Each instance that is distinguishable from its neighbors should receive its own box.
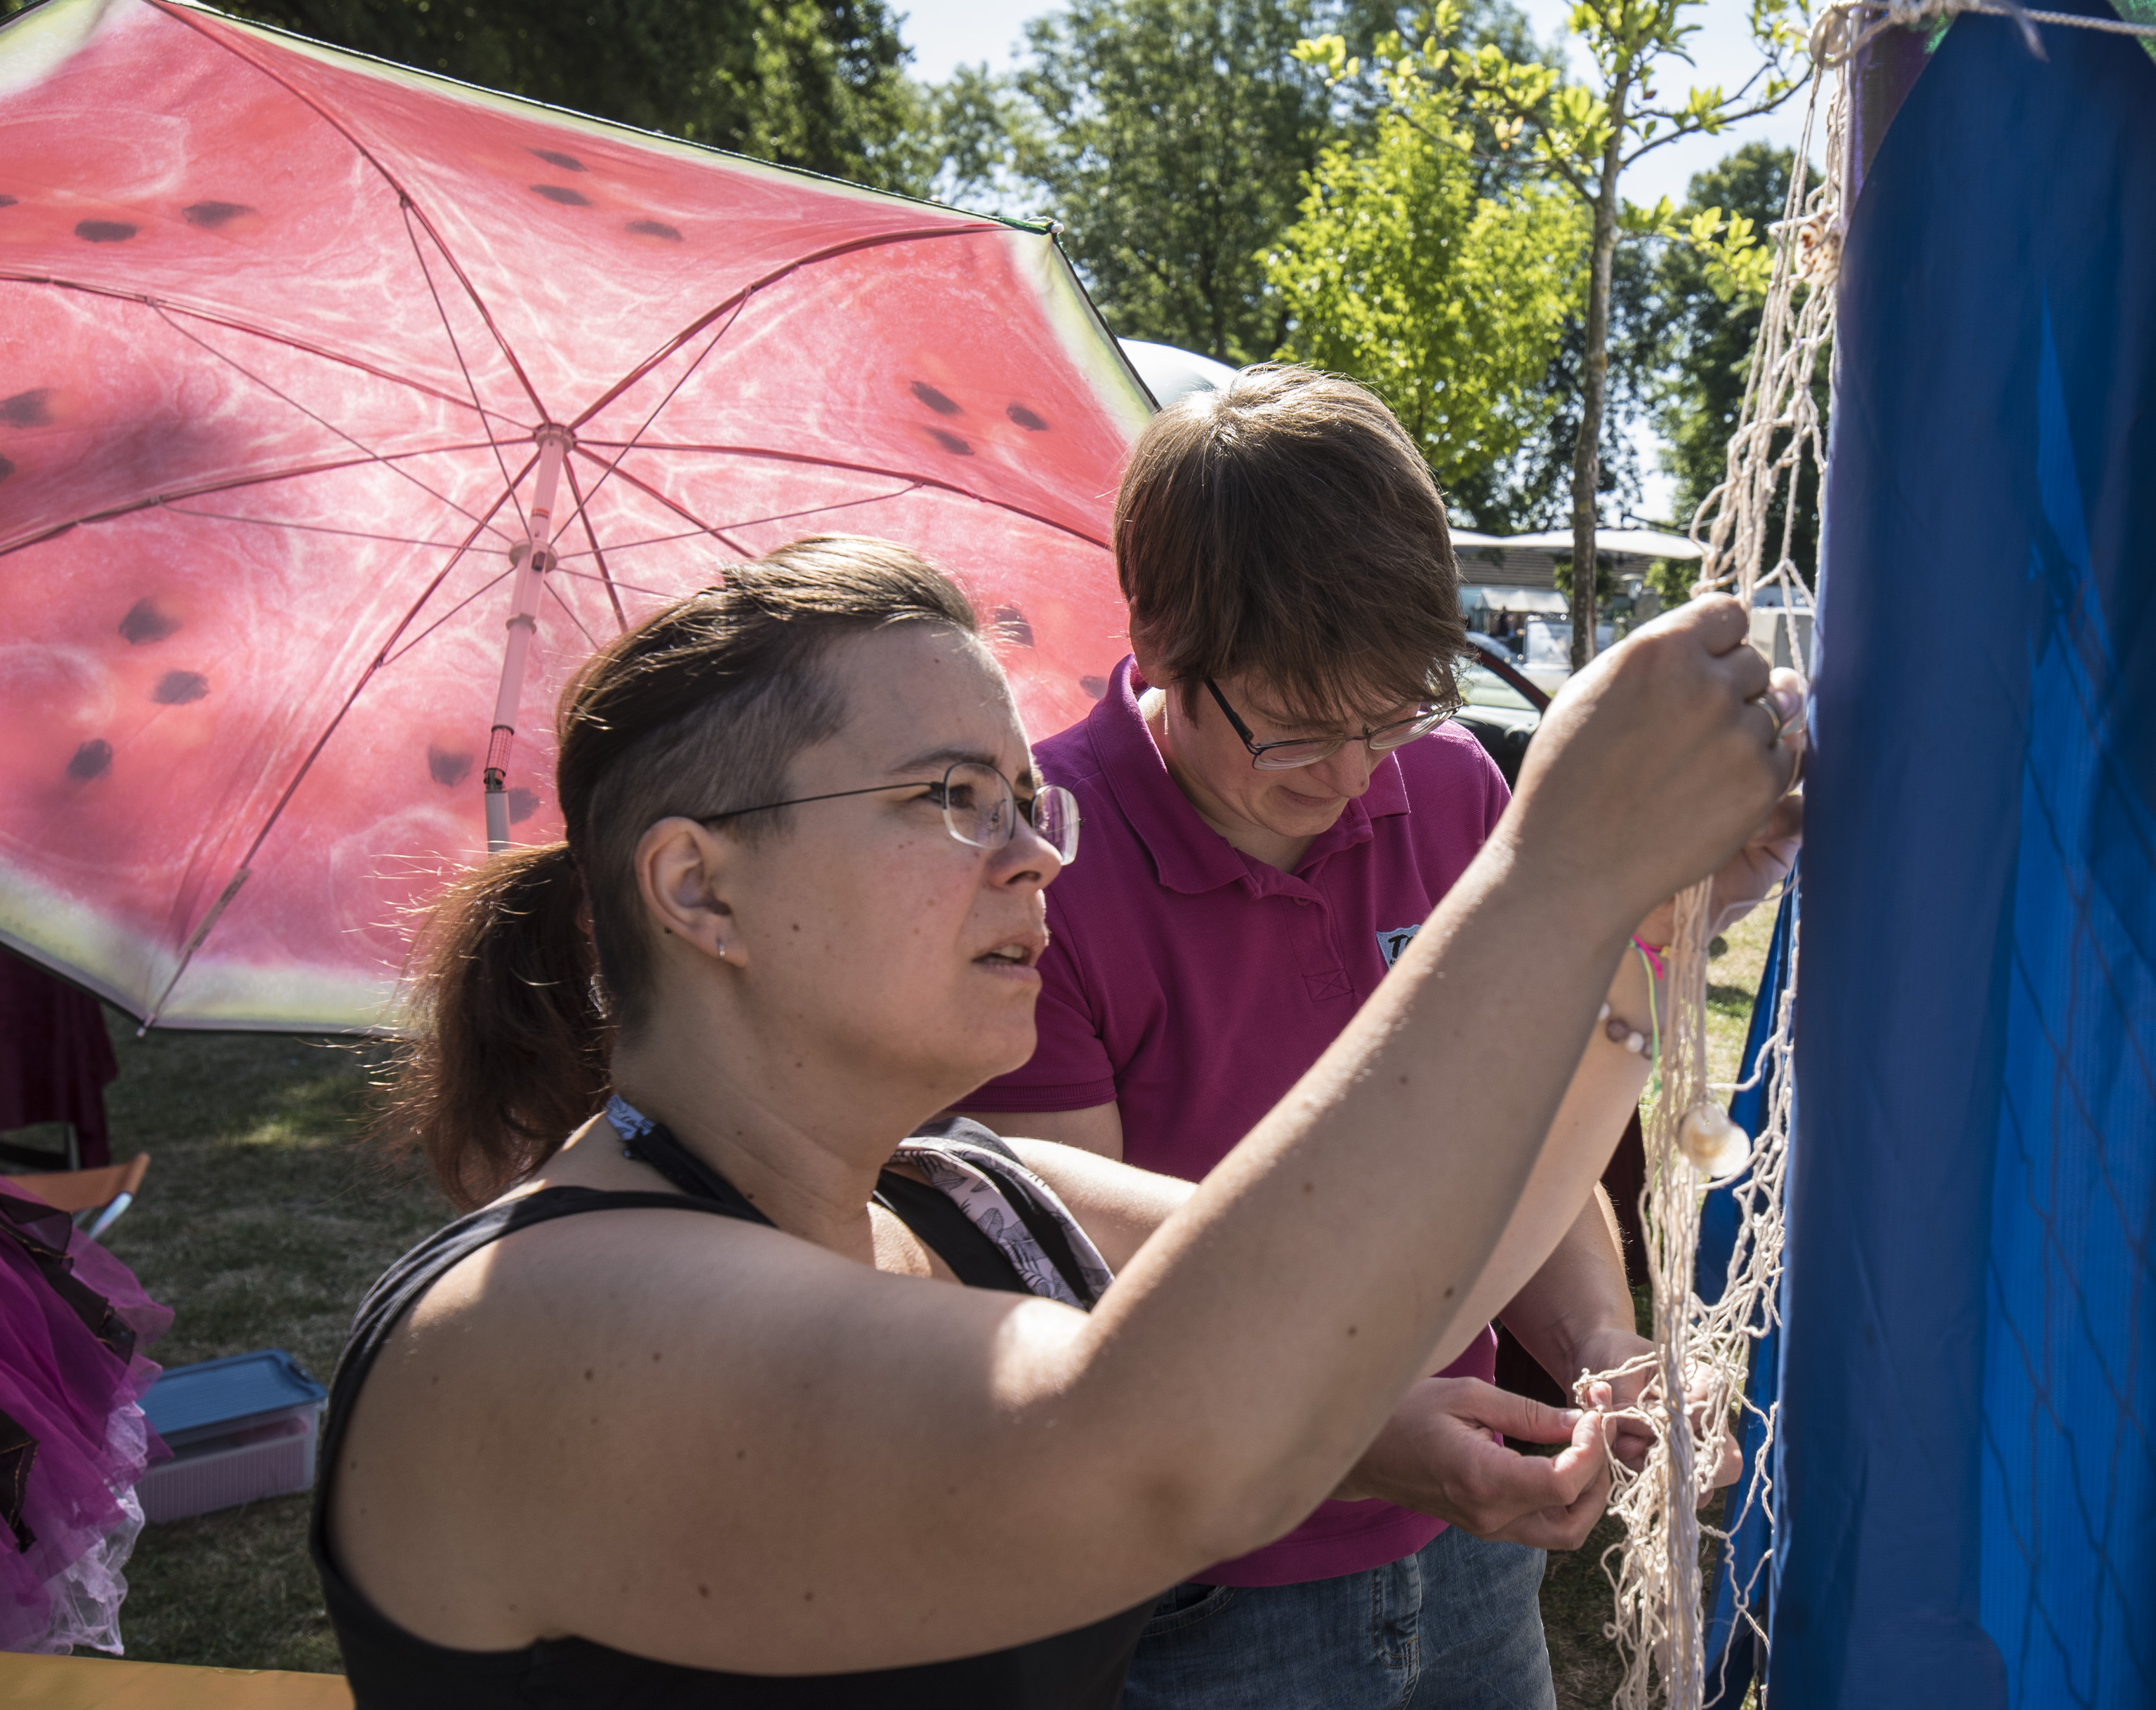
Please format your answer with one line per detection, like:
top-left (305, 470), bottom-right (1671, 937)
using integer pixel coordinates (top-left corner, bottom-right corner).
top-left (960, 656), bottom-right (1512, 1586)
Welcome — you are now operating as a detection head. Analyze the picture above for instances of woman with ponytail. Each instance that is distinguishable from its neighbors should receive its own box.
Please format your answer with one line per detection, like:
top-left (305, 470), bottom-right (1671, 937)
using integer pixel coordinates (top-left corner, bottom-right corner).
top-left (313, 534), bottom-right (1803, 1707)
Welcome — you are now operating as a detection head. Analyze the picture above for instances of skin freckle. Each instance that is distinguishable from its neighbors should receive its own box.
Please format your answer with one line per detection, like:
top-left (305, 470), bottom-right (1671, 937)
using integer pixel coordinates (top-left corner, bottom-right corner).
top-left (699, 1584), bottom-right (711, 1598)
top-left (1346, 1325), bottom-right (1357, 1337)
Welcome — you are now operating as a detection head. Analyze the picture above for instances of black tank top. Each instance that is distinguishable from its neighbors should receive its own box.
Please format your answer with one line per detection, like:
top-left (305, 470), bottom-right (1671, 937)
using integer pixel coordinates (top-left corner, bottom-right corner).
top-left (310, 1119), bottom-right (1148, 1708)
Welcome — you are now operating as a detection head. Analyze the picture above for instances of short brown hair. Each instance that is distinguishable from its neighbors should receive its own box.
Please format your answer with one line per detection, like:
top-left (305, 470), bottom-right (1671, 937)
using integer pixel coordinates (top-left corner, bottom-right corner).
top-left (1115, 364), bottom-right (1465, 720)
top-left (381, 536), bottom-right (979, 1207)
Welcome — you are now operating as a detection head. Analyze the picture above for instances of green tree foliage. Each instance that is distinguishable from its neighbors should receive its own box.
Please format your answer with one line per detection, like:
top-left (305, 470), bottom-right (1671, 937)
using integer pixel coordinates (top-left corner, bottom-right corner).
top-left (1443, 239), bottom-right (1657, 532)
top-left (213, 0), bottom-right (924, 190)
top-left (1650, 142), bottom-right (1825, 602)
top-left (1302, 0), bottom-right (1804, 663)
top-left (1005, 0), bottom-right (1340, 363)
top-left (1263, 52), bottom-right (1585, 495)
top-left (920, 0), bottom-right (1537, 364)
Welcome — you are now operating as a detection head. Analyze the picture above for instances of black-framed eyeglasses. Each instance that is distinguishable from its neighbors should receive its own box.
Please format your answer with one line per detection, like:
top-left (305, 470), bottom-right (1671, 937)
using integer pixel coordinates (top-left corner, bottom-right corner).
top-left (1201, 679), bottom-right (1455, 771)
top-left (697, 760), bottom-right (1079, 865)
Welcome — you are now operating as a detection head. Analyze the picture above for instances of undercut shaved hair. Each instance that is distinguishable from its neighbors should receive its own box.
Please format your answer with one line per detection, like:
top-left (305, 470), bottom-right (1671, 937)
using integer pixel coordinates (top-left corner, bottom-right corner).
top-left (382, 535), bottom-right (979, 1206)
top-left (1115, 364), bottom-right (1467, 721)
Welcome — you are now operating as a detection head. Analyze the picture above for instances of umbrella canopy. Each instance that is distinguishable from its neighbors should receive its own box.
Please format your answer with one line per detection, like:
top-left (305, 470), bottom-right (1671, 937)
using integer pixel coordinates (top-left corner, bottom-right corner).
top-left (0, 0), bottom-right (1152, 1031)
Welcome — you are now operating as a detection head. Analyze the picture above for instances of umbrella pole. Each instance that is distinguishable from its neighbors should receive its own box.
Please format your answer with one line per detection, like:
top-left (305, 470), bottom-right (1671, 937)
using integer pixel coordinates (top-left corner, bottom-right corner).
top-left (484, 426), bottom-right (571, 855)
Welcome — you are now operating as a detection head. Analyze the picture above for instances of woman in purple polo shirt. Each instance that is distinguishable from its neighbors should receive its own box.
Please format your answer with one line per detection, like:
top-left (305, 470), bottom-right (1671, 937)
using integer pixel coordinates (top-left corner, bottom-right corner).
top-left (963, 369), bottom-right (1789, 1709)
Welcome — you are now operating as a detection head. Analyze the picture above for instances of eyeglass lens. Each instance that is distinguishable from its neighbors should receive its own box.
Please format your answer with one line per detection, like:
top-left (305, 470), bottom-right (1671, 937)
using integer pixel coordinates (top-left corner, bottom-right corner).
top-left (1250, 707), bottom-right (1453, 771)
top-left (939, 763), bottom-right (1080, 864)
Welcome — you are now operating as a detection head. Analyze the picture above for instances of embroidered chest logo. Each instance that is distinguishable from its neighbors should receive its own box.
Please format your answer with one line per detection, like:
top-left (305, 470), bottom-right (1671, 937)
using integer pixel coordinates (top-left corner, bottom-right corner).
top-left (1377, 924), bottom-right (1421, 969)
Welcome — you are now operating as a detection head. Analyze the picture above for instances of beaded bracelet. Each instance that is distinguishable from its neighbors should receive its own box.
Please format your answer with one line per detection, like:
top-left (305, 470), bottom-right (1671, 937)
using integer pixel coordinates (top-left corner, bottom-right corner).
top-left (1601, 939), bottom-right (1668, 1061)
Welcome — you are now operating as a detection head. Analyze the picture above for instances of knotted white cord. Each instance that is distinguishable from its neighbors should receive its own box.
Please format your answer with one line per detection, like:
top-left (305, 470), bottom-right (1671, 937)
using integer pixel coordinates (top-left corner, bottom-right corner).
top-left (1578, 29), bottom-right (1841, 1710)
top-left (1582, 4), bottom-right (2150, 1704)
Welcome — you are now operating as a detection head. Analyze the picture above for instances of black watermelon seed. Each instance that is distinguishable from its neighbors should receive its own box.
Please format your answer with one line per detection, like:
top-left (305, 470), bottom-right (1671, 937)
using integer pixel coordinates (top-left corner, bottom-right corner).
top-left (183, 200), bottom-right (253, 229)
top-left (993, 607), bottom-right (1034, 647)
top-left (1, 389), bottom-right (51, 428)
top-left (926, 427), bottom-right (972, 456)
top-left (531, 149), bottom-right (586, 171)
top-left (531, 184), bottom-right (590, 206)
top-left (0, 455), bottom-right (13, 483)
top-left (427, 744), bottom-right (473, 788)
top-left (626, 218), bottom-right (682, 241)
top-left (119, 599), bottom-right (180, 644)
top-left (508, 788), bottom-right (539, 823)
top-left (911, 382), bottom-right (962, 416)
top-left (1007, 404), bottom-right (1048, 432)
top-left (0, 196), bottom-right (16, 208)
top-left (1080, 675), bottom-right (1109, 701)
top-left (67, 739), bottom-right (112, 782)
top-left (74, 220), bottom-right (136, 242)
top-left (152, 670), bottom-right (209, 705)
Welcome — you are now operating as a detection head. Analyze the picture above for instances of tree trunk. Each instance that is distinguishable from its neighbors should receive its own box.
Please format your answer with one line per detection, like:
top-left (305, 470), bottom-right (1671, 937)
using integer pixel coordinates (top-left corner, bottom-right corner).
top-left (1568, 90), bottom-right (1628, 671)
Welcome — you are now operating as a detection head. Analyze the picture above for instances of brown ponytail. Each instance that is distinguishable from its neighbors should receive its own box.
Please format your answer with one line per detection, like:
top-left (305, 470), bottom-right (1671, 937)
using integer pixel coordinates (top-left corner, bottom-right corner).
top-left (378, 536), bottom-right (979, 1206)
top-left (382, 841), bottom-right (610, 1207)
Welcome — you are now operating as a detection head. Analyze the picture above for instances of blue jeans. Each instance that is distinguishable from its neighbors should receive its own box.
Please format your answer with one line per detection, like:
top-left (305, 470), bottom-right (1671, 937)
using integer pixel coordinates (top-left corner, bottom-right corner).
top-left (1121, 1527), bottom-right (1555, 1710)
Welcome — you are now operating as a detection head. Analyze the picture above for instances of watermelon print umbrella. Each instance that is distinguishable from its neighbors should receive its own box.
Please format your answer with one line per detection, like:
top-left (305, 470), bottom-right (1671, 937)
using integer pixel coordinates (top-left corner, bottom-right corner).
top-left (0, 0), bottom-right (1152, 1031)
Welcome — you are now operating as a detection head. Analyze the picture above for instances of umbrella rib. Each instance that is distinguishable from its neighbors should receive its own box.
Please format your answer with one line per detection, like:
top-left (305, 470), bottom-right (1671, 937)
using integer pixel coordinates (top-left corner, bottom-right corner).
top-left (575, 441), bottom-right (1111, 551)
top-left (0, 272), bottom-right (496, 421)
top-left (142, 477), bottom-right (530, 1026)
top-left (379, 562), bottom-right (518, 668)
top-left (703, 481), bottom-right (927, 536)
top-left (0, 443), bottom-right (517, 562)
top-left (569, 221), bottom-right (1013, 431)
top-left (560, 293), bottom-right (750, 532)
top-left (553, 526), bottom-right (712, 562)
top-left (161, 505), bottom-right (474, 551)
top-left (552, 564), bottom-right (686, 600)
top-left (566, 449), bottom-right (759, 557)
top-left (150, 300), bottom-right (499, 531)
top-left (560, 456), bottom-right (628, 630)
top-left (152, 0), bottom-right (548, 418)
top-left (544, 571), bottom-right (602, 654)
top-left (402, 200), bottom-right (531, 542)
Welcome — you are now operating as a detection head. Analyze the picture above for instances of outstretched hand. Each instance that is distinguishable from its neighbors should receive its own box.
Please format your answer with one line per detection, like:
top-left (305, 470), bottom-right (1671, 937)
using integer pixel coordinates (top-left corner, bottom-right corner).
top-left (1332, 1377), bottom-right (1614, 1550)
top-left (1509, 600), bottom-right (1802, 939)
top-left (1635, 665), bottom-right (1806, 948)
top-left (1570, 1330), bottom-right (1743, 1494)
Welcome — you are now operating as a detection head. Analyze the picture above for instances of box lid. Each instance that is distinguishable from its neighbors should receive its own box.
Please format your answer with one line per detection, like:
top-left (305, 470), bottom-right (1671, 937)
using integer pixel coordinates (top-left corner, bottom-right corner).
top-left (143, 1350), bottom-right (327, 1450)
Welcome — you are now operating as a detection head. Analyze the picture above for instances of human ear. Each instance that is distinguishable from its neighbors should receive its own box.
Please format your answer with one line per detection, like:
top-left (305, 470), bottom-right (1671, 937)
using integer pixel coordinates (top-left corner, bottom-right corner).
top-left (633, 817), bottom-right (741, 968)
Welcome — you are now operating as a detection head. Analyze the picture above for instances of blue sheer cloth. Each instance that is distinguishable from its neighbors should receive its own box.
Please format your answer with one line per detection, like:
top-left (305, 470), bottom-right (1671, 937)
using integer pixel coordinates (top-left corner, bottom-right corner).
top-left (1778, 4), bottom-right (2156, 1704)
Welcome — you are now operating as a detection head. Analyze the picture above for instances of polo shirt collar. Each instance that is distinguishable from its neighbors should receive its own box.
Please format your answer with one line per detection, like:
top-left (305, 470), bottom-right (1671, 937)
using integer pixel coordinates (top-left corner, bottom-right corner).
top-left (1083, 656), bottom-right (1410, 897)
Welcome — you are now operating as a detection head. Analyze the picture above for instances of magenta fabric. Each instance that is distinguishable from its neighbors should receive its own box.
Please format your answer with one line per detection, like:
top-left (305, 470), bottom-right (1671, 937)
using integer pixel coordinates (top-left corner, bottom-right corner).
top-left (0, 1177), bottom-right (171, 1650)
top-left (0, 953), bottom-right (117, 1167)
top-left (960, 656), bottom-right (1511, 1587)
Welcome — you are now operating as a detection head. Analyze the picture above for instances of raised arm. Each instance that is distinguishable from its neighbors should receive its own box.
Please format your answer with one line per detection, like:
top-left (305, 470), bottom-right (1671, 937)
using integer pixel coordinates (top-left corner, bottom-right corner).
top-left (348, 600), bottom-right (1797, 1673)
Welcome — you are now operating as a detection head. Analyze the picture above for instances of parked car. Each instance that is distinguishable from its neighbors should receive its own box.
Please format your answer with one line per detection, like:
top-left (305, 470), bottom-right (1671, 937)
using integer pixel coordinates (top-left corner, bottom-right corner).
top-left (1453, 634), bottom-right (1548, 788)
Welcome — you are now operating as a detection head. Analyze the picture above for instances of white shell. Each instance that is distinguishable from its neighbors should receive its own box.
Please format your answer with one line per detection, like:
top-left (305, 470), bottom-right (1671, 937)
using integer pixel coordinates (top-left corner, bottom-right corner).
top-left (1677, 1103), bottom-right (1751, 1177)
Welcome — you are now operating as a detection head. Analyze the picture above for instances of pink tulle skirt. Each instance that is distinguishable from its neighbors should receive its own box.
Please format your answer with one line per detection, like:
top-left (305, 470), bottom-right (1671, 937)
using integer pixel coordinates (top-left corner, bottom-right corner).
top-left (0, 1178), bottom-right (171, 1654)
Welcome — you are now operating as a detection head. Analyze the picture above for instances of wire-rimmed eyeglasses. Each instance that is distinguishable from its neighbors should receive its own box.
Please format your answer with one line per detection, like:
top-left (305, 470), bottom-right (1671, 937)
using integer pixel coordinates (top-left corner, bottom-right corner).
top-left (698, 760), bottom-right (1080, 865)
top-left (1202, 679), bottom-right (1455, 771)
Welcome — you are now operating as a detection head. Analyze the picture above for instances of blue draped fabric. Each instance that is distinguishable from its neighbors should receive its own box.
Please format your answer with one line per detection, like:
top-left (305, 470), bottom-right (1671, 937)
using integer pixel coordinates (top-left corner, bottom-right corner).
top-left (1778, 5), bottom-right (2156, 1706)
top-left (1698, 880), bottom-right (1799, 1710)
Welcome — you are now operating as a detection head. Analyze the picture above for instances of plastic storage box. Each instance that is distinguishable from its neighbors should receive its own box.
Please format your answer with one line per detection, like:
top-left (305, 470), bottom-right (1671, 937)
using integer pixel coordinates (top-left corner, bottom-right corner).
top-left (138, 1350), bottom-right (329, 1523)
